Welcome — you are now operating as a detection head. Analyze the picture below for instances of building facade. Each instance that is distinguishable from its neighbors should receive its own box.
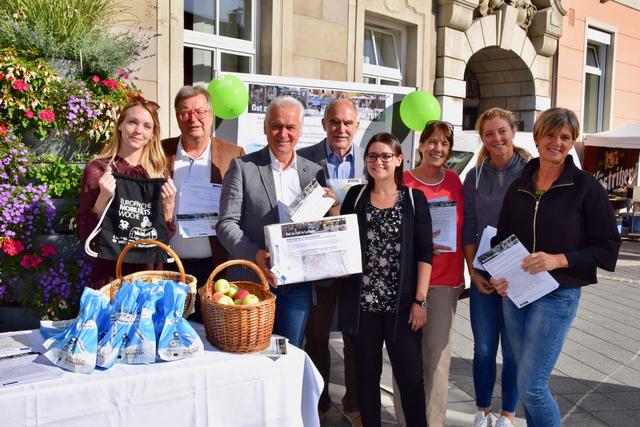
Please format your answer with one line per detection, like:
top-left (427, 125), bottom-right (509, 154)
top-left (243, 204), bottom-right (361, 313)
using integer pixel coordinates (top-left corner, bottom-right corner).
top-left (555, 0), bottom-right (640, 135)
top-left (121, 1), bottom-right (638, 140)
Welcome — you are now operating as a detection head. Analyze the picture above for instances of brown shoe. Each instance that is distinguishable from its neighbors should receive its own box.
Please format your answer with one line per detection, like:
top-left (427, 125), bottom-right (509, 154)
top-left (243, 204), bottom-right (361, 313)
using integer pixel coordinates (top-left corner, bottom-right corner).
top-left (341, 409), bottom-right (363, 427)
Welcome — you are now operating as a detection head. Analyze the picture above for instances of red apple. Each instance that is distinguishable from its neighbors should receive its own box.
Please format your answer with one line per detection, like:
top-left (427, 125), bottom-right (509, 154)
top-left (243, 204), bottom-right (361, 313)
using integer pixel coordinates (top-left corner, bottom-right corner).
top-left (234, 289), bottom-right (250, 301)
top-left (211, 291), bottom-right (225, 302)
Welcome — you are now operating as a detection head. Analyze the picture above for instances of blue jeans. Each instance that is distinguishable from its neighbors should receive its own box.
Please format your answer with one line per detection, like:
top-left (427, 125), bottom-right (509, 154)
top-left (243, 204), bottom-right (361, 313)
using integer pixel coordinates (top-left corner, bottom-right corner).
top-left (502, 287), bottom-right (581, 427)
top-left (470, 280), bottom-right (519, 412)
top-left (271, 283), bottom-right (313, 348)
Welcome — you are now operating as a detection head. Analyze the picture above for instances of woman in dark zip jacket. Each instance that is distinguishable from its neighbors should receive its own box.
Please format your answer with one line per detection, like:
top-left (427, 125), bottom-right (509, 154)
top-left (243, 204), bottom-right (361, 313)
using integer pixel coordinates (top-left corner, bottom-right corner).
top-left (490, 108), bottom-right (621, 427)
top-left (338, 132), bottom-right (433, 427)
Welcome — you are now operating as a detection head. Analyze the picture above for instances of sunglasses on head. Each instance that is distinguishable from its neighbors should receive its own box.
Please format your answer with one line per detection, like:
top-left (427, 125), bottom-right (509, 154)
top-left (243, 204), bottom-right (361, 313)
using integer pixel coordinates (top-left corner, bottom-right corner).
top-left (131, 94), bottom-right (160, 111)
top-left (424, 120), bottom-right (454, 132)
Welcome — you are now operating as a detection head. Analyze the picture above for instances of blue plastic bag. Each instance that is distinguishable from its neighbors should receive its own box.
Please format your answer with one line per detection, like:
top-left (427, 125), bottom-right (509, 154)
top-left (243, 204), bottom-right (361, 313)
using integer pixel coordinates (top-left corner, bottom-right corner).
top-left (119, 281), bottom-right (164, 364)
top-left (42, 288), bottom-right (110, 374)
top-left (157, 280), bottom-right (203, 361)
top-left (96, 282), bottom-right (140, 368)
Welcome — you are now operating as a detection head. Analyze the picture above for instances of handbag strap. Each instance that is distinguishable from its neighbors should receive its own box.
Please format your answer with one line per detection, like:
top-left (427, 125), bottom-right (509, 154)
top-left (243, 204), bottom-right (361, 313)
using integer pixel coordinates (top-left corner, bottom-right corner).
top-left (84, 194), bottom-right (115, 258)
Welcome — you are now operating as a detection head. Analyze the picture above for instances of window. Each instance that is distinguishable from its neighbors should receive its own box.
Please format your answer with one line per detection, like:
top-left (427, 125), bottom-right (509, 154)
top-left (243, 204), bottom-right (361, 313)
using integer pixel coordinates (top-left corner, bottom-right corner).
top-left (362, 22), bottom-right (404, 86)
top-left (583, 27), bottom-right (613, 134)
top-left (183, 0), bottom-right (256, 86)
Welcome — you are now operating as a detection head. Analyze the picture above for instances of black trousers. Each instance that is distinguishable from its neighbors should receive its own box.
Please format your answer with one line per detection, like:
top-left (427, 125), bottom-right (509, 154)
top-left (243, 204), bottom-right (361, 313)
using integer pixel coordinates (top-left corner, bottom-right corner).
top-left (304, 281), bottom-right (359, 412)
top-left (165, 257), bottom-right (214, 323)
top-left (351, 310), bottom-right (426, 427)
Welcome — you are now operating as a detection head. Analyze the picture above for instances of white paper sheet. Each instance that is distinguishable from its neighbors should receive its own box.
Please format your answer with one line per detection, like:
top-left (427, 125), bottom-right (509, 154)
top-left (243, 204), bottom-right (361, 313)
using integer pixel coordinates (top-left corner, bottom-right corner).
top-left (327, 179), bottom-right (362, 204)
top-left (284, 179), bottom-right (334, 223)
top-left (264, 214), bottom-right (362, 285)
top-left (177, 182), bottom-right (222, 237)
top-left (0, 330), bottom-right (37, 358)
top-left (0, 353), bottom-right (63, 388)
top-left (428, 201), bottom-right (457, 253)
top-left (473, 225), bottom-right (497, 271)
top-left (477, 234), bottom-right (560, 308)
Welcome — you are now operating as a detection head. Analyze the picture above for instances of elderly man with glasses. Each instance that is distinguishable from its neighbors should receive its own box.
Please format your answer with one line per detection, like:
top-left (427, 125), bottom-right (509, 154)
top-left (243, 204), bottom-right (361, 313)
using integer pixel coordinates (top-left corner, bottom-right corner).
top-left (162, 85), bottom-right (245, 322)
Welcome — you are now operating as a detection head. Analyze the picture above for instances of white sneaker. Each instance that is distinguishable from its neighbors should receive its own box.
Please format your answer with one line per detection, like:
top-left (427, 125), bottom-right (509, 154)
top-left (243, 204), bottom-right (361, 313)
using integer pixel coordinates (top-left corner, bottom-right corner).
top-left (472, 411), bottom-right (493, 427)
top-left (494, 416), bottom-right (513, 427)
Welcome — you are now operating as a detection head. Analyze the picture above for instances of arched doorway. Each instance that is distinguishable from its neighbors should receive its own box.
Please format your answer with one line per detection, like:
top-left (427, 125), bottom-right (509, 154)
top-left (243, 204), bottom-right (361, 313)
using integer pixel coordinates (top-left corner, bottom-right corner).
top-left (463, 47), bottom-right (535, 131)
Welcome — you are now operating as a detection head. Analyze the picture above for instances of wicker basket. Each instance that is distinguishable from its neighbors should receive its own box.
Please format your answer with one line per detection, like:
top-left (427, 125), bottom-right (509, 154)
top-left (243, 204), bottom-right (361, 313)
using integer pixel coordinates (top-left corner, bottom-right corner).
top-left (200, 259), bottom-right (276, 353)
top-left (99, 239), bottom-right (197, 318)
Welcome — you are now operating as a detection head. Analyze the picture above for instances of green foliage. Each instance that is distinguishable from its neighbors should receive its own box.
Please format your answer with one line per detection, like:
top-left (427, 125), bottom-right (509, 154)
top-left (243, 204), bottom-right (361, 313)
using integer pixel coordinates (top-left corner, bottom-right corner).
top-left (0, 1), bottom-right (151, 76)
top-left (2, 0), bottom-right (117, 41)
top-left (27, 154), bottom-right (83, 199)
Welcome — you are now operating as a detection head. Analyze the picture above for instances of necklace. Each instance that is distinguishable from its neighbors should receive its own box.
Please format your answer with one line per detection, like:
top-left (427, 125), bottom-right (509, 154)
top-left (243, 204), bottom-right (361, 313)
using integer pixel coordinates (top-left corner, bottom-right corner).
top-left (412, 168), bottom-right (445, 195)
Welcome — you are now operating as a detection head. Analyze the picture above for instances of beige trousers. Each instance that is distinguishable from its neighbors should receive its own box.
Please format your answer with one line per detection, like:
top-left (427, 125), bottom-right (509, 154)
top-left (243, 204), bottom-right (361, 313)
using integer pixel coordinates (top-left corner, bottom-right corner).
top-left (393, 284), bottom-right (462, 427)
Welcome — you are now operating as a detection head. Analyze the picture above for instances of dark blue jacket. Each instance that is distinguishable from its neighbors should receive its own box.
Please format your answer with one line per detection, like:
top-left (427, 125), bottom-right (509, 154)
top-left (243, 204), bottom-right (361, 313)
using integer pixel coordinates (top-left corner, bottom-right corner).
top-left (493, 155), bottom-right (621, 288)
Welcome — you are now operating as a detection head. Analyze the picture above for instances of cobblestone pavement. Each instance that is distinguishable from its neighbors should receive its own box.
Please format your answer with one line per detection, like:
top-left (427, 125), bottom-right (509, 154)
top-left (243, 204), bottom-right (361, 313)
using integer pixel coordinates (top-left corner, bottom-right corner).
top-left (323, 239), bottom-right (640, 426)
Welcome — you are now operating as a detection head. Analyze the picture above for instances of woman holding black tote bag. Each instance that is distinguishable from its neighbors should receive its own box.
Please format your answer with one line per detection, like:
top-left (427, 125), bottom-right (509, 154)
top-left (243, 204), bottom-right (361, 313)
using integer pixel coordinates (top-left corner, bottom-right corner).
top-left (77, 98), bottom-right (177, 289)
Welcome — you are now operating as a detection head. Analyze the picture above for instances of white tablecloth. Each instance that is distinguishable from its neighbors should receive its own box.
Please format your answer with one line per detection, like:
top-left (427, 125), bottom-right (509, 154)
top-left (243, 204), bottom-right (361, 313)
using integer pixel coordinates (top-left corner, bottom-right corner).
top-left (0, 324), bottom-right (323, 427)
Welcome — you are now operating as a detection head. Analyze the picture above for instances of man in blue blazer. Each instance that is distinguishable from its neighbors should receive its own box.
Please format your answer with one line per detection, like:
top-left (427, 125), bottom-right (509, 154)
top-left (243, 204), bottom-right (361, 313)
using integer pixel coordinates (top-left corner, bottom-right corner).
top-left (298, 99), bottom-right (364, 425)
top-left (217, 95), bottom-right (338, 348)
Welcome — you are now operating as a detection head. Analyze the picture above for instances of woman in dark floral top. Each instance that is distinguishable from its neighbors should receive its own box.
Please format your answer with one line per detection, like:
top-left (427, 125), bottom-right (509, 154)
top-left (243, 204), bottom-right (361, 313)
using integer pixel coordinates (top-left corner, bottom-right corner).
top-left (338, 132), bottom-right (433, 427)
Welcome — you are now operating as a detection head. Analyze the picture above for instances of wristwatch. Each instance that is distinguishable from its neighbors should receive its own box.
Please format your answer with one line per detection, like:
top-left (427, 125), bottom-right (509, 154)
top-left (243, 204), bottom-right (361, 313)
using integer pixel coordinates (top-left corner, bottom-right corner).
top-left (413, 298), bottom-right (428, 309)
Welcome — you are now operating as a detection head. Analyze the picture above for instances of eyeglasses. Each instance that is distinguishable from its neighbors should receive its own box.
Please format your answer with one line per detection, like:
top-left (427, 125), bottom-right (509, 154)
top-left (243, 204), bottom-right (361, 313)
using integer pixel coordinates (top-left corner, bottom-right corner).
top-left (177, 109), bottom-right (210, 121)
top-left (365, 152), bottom-right (396, 163)
top-left (130, 94), bottom-right (160, 111)
top-left (424, 120), bottom-right (454, 132)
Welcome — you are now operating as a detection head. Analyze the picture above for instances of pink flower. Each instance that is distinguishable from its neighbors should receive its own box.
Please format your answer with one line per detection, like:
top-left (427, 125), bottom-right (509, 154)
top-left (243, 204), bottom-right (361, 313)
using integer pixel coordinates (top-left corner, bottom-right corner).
top-left (0, 74), bottom-right (4, 80)
top-left (102, 79), bottom-right (118, 90)
top-left (117, 69), bottom-right (129, 79)
top-left (38, 109), bottom-right (56, 123)
top-left (24, 109), bottom-right (34, 119)
top-left (3, 239), bottom-right (25, 256)
top-left (92, 75), bottom-right (101, 83)
top-left (12, 79), bottom-right (29, 91)
top-left (20, 254), bottom-right (43, 269)
top-left (39, 243), bottom-right (57, 257)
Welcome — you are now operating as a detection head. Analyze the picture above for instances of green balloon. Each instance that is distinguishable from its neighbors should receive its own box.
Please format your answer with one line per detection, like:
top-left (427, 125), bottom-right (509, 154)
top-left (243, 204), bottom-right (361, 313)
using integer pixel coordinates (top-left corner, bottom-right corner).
top-left (399, 91), bottom-right (441, 131)
top-left (209, 75), bottom-right (248, 120)
top-left (207, 78), bottom-right (222, 99)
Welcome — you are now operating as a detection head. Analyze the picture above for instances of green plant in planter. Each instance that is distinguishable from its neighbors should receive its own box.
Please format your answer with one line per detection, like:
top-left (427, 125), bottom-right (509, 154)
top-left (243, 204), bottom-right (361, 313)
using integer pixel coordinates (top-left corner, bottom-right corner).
top-left (0, 131), bottom-right (90, 321)
top-left (0, 0), bottom-right (153, 76)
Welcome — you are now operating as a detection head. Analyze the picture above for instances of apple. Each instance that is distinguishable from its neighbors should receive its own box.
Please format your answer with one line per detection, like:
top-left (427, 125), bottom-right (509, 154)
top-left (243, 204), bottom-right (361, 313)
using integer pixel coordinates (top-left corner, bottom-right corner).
top-left (216, 295), bottom-right (235, 305)
top-left (234, 289), bottom-right (250, 301)
top-left (211, 291), bottom-right (225, 302)
top-left (234, 299), bottom-right (243, 305)
top-left (227, 283), bottom-right (239, 298)
top-left (242, 294), bottom-right (260, 305)
top-left (214, 278), bottom-right (231, 294)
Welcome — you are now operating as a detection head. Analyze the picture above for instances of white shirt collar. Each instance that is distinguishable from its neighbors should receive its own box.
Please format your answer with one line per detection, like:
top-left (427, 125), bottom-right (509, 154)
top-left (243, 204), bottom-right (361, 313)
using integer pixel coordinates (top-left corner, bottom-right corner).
top-left (268, 148), bottom-right (298, 172)
top-left (177, 136), bottom-right (210, 162)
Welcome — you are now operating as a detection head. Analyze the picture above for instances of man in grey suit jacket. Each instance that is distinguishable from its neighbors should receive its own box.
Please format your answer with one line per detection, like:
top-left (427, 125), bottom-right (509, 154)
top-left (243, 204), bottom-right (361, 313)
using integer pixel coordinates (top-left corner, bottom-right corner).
top-left (297, 99), bottom-right (363, 425)
top-left (217, 95), bottom-right (338, 349)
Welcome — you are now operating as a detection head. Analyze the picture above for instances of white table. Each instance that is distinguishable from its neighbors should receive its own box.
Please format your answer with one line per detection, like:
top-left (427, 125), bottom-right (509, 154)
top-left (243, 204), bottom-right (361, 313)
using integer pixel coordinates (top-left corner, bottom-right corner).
top-left (0, 324), bottom-right (323, 426)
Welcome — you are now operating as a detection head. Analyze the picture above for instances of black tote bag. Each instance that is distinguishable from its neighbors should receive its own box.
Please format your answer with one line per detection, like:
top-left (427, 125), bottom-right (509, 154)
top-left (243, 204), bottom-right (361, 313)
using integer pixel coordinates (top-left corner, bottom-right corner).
top-left (85, 172), bottom-right (168, 264)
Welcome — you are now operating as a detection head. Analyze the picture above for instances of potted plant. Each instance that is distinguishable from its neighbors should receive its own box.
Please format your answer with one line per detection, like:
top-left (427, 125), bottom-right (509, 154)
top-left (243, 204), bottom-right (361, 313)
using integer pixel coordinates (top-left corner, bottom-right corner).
top-left (0, 131), bottom-right (91, 329)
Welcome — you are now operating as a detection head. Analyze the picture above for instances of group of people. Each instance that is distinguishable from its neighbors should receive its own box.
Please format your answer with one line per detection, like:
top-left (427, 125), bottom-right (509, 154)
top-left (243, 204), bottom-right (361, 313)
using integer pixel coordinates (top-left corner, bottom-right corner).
top-left (77, 88), bottom-right (621, 427)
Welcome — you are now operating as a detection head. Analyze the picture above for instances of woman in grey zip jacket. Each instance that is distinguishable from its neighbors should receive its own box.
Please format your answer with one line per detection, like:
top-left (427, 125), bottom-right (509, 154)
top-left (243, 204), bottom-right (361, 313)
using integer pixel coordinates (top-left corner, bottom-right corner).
top-left (461, 107), bottom-right (531, 427)
top-left (490, 108), bottom-right (620, 427)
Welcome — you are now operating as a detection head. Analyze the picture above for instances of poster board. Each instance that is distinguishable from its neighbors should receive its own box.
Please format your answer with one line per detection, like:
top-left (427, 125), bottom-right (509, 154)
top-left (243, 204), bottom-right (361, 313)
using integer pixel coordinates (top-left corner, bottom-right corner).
top-left (213, 73), bottom-right (418, 167)
top-left (582, 146), bottom-right (639, 195)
